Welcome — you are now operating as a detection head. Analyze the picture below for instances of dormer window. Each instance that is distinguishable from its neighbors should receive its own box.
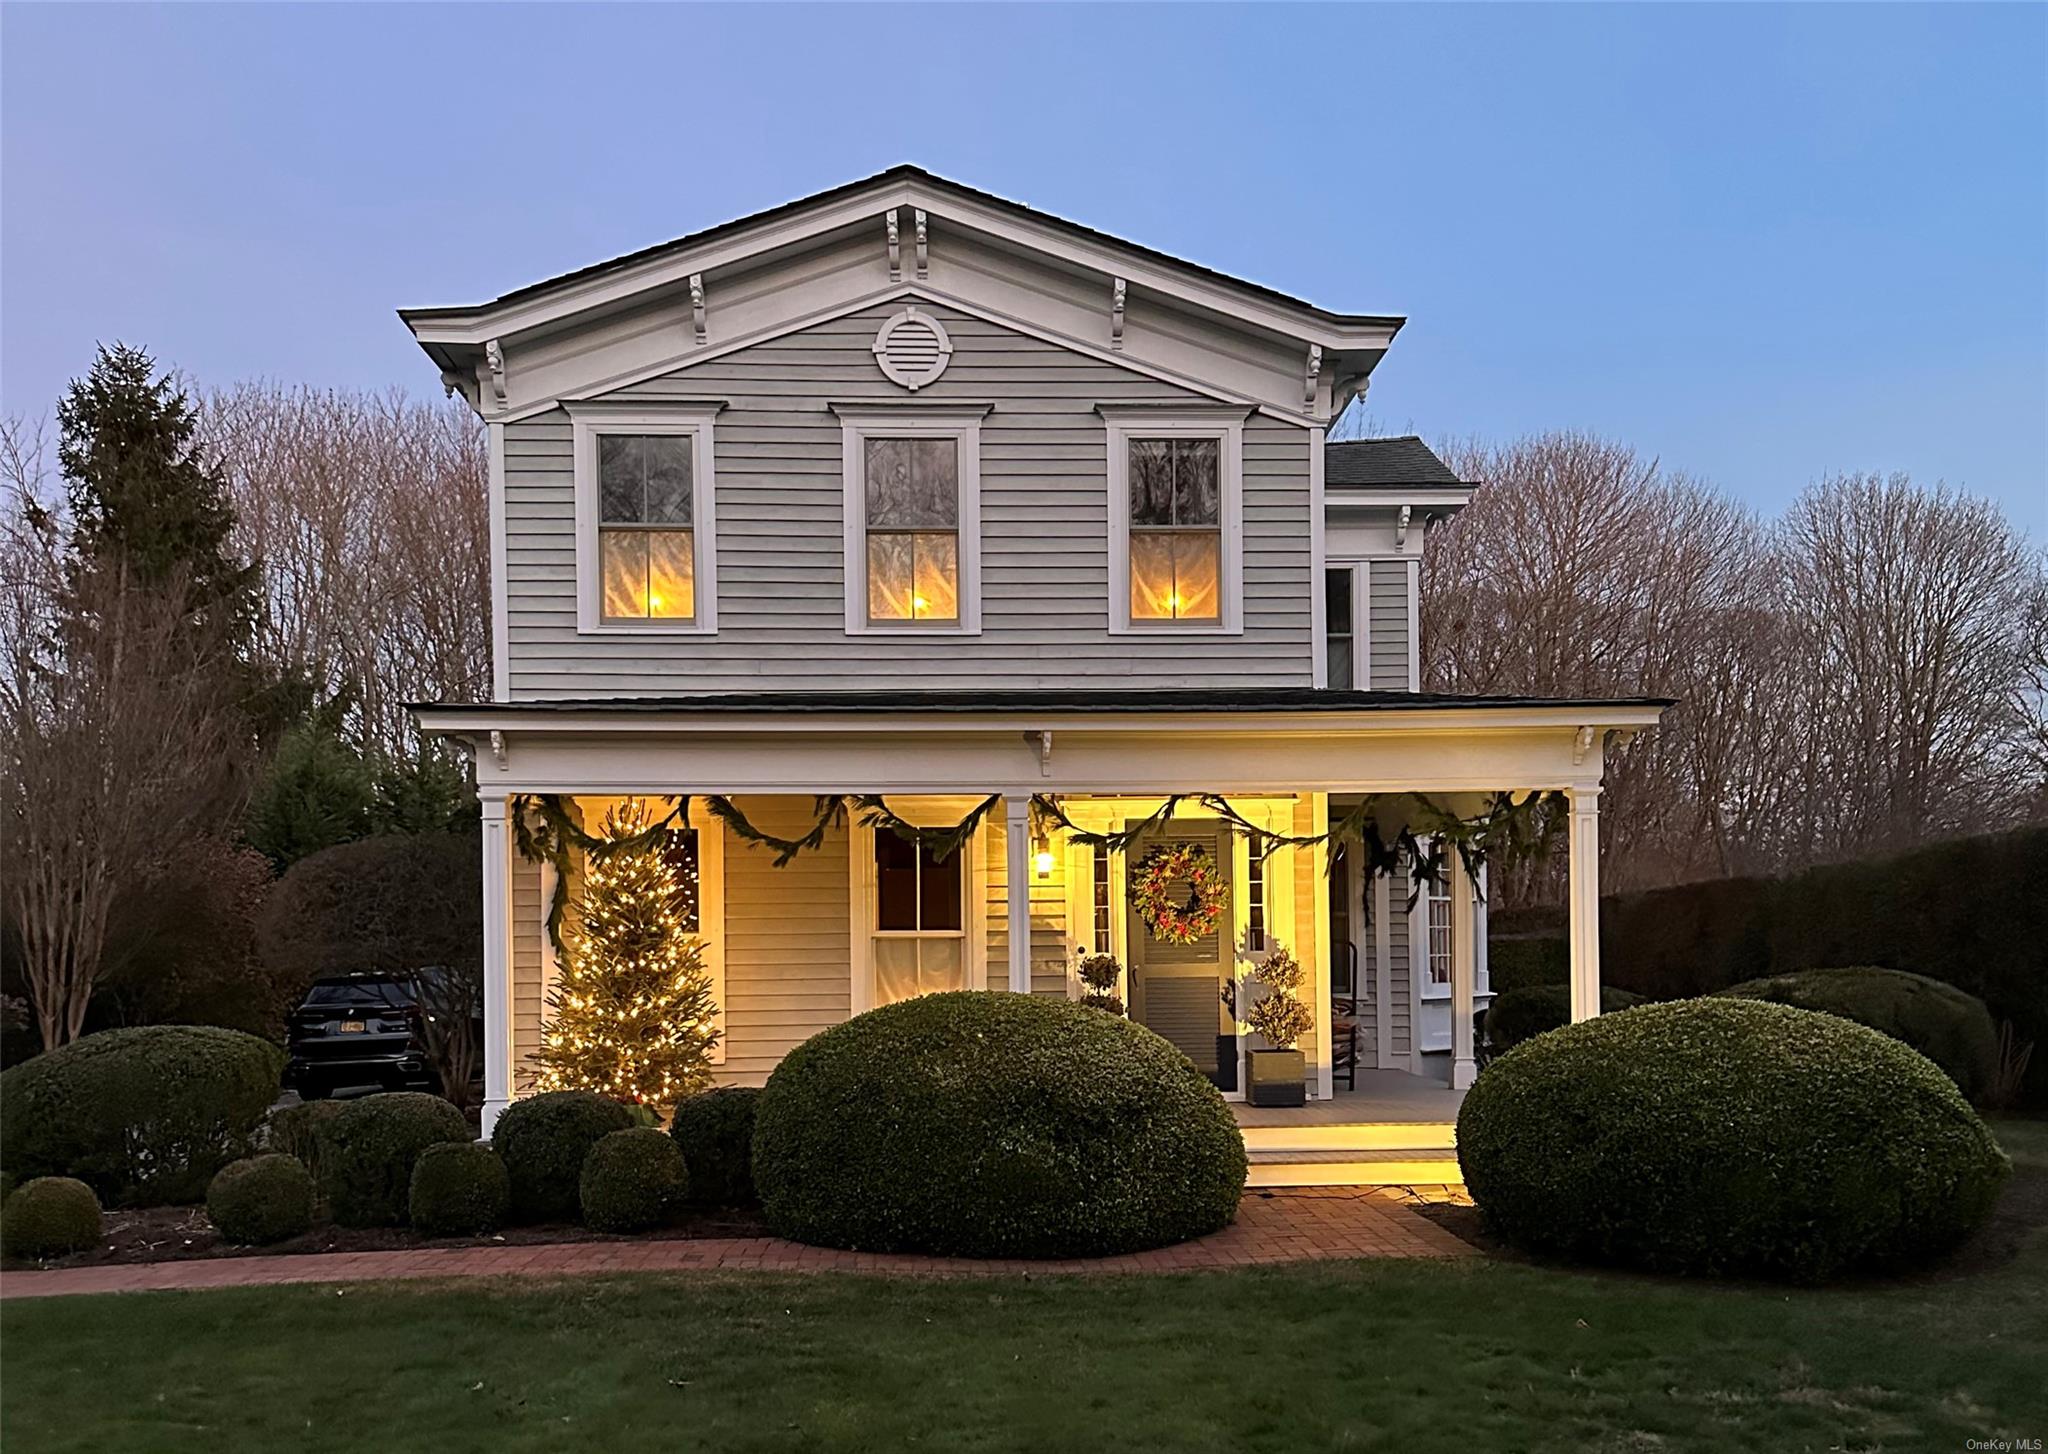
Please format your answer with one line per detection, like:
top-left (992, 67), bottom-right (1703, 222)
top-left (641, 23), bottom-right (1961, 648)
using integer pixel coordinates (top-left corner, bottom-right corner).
top-left (568, 403), bottom-right (720, 634)
top-left (1103, 407), bottom-right (1245, 634)
top-left (835, 404), bottom-right (986, 635)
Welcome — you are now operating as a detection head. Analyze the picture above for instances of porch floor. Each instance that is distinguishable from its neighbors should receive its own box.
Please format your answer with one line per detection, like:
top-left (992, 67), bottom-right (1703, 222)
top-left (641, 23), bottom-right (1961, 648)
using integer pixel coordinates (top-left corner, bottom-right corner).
top-left (1231, 1069), bottom-right (1465, 1128)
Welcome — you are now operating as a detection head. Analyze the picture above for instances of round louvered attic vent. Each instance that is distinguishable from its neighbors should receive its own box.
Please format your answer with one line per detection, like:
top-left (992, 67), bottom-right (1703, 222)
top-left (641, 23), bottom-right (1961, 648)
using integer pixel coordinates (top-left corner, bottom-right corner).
top-left (872, 306), bottom-right (953, 391)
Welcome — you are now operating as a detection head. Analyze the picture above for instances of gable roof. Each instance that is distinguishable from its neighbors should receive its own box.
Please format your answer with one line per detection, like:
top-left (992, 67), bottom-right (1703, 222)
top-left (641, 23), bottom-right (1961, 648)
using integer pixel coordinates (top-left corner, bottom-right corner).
top-left (1324, 436), bottom-right (1465, 488)
top-left (400, 165), bottom-right (1402, 353)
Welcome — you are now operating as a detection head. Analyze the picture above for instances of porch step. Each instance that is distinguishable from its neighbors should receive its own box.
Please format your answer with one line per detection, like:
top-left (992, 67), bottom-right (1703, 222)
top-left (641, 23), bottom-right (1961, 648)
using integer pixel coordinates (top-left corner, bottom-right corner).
top-left (1245, 1147), bottom-right (1465, 1188)
top-left (1237, 1120), bottom-right (1458, 1155)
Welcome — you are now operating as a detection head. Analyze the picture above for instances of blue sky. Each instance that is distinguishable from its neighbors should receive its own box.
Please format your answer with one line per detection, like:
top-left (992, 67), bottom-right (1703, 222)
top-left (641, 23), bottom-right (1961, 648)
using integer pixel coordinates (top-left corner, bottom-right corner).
top-left (3, 3), bottom-right (2043, 532)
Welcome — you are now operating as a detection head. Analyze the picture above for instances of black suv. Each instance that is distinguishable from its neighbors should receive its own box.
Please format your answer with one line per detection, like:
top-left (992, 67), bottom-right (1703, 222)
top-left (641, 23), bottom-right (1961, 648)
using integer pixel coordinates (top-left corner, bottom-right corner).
top-left (283, 973), bottom-right (440, 1099)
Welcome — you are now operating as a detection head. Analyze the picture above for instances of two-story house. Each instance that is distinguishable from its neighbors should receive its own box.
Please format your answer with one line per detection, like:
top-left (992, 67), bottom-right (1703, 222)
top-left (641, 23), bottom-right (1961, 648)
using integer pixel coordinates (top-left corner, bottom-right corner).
top-left (407, 167), bottom-right (1663, 1181)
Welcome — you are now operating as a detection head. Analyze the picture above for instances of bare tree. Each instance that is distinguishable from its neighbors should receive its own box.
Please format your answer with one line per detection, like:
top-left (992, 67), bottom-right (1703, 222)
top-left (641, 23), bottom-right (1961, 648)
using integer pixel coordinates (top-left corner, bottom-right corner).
top-left (0, 424), bottom-right (246, 1047)
top-left (200, 384), bottom-right (489, 758)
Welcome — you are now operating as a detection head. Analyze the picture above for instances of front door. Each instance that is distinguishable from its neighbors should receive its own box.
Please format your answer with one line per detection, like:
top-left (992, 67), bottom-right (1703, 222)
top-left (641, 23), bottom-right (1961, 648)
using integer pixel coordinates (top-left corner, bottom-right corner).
top-left (1127, 824), bottom-right (1236, 1088)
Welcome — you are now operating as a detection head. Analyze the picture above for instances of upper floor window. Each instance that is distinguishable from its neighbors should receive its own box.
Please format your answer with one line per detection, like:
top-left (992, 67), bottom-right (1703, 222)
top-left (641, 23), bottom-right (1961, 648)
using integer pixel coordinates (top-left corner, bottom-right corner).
top-left (1102, 407), bottom-right (1245, 634)
top-left (1324, 566), bottom-right (1356, 689)
top-left (568, 403), bottom-right (719, 634)
top-left (835, 404), bottom-right (985, 635)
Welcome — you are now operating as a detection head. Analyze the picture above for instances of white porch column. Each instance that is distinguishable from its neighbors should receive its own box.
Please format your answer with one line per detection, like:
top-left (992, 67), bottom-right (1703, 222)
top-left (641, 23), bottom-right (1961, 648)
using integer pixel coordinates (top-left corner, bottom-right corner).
top-left (1447, 846), bottom-right (1478, 1090)
top-left (1566, 785), bottom-right (1602, 1022)
top-left (1004, 795), bottom-right (1032, 993)
top-left (479, 792), bottom-right (515, 1137)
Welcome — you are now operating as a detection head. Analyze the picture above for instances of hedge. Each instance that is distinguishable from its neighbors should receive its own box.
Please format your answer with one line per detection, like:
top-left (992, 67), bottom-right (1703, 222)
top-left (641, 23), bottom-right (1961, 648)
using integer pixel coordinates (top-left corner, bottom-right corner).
top-left (206, 1155), bottom-right (315, 1245)
top-left (408, 1141), bottom-right (510, 1237)
top-left (668, 1087), bottom-right (759, 1207)
top-left (265, 1099), bottom-right (344, 1184)
top-left (1718, 967), bottom-right (1999, 1102)
top-left (1, 1177), bottom-right (103, 1260)
top-left (0, 1026), bottom-right (284, 1205)
top-left (492, 1091), bottom-right (634, 1224)
top-left (1458, 999), bottom-right (2010, 1280)
top-left (1489, 824), bottom-right (2048, 1104)
top-left (754, 992), bottom-right (1247, 1258)
top-left (1482, 985), bottom-right (1642, 1056)
top-left (317, 1092), bottom-right (472, 1228)
top-left (580, 1128), bottom-right (687, 1233)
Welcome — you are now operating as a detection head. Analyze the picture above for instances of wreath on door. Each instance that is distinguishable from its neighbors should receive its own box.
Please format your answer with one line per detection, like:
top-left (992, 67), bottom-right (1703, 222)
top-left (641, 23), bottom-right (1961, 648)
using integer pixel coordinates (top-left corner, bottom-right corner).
top-left (1131, 843), bottom-right (1228, 945)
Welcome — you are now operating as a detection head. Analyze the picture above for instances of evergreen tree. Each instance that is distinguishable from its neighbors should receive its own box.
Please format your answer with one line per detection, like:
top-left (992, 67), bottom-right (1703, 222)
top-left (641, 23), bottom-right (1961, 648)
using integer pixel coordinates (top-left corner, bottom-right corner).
top-left (242, 714), bottom-right (377, 871)
top-left (534, 801), bottom-right (720, 1105)
top-left (56, 343), bottom-right (258, 650)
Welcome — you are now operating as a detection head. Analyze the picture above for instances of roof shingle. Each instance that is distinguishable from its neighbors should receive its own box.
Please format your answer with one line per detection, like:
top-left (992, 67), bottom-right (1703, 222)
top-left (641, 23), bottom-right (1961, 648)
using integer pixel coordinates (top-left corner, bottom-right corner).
top-left (1324, 437), bottom-right (1464, 488)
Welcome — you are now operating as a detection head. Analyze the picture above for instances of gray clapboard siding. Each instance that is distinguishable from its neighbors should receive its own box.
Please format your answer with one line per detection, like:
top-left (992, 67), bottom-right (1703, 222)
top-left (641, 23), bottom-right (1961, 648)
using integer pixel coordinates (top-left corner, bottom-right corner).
top-left (1367, 560), bottom-right (1412, 690)
top-left (501, 300), bottom-right (1314, 696)
top-left (511, 853), bottom-right (545, 1094)
top-left (1388, 881), bottom-right (1412, 1059)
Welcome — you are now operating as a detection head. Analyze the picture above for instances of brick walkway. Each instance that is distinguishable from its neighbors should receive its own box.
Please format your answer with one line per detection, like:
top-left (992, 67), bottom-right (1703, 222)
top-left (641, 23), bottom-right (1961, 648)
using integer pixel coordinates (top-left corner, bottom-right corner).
top-left (0, 1188), bottom-right (1470, 1300)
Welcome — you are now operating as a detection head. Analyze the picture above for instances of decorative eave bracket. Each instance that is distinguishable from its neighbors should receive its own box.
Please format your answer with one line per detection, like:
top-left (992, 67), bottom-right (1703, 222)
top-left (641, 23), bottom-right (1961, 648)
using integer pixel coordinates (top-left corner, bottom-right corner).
top-left (1395, 504), bottom-right (1413, 549)
top-left (1572, 726), bottom-right (1597, 766)
top-left (1110, 278), bottom-right (1126, 351)
top-left (913, 209), bottom-right (929, 280)
top-left (689, 274), bottom-right (707, 346)
top-left (886, 208), bottom-right (901, 282)
top-left (1304, 343), bottom-right (1323, 413)
top-left (484, 340), bottom-right (507, 408)
top-left (1030, 729), bottom-right (1053, 777)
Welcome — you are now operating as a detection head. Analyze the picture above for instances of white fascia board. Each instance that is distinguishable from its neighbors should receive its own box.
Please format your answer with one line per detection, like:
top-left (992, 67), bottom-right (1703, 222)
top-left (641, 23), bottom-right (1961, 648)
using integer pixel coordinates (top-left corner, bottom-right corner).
top-left (415, 703), bottom-right (1667, 738)
top-left (1324, 488), bottom-right (1474, 509)
top-left (403, 177), bottom-right (1399, 357)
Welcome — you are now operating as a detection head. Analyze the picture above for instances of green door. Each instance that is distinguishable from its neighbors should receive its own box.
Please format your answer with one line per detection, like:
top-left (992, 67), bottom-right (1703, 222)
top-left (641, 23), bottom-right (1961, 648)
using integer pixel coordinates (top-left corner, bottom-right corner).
top-left (1127, 824), bottom-right (1234, 1085)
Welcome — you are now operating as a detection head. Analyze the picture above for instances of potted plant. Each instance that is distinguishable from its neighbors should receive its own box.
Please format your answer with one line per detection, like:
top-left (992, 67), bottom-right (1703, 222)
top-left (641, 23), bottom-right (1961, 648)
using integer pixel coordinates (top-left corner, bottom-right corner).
top-left (1075, 952), bottom-right (1125, 1016)
top-left (1240, 941), bottom-right (1313, 1107)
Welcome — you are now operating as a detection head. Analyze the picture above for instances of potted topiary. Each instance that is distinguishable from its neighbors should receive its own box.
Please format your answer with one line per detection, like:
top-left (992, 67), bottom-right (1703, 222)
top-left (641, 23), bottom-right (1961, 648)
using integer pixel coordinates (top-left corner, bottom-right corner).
top-left (1075, 953), bottom-right (1125, 1015)
top-left (1240, 942), bottom-right (1313, 1107)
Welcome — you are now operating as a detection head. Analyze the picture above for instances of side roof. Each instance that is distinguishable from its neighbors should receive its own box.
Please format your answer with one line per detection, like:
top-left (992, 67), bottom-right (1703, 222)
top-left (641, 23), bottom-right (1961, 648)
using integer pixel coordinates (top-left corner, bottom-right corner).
top-left (1324, 436), bottom-right (1466, 488)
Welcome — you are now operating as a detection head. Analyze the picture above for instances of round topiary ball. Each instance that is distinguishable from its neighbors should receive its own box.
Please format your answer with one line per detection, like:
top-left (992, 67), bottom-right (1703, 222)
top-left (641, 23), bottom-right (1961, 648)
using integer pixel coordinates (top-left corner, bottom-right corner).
top-left (580, 1128), bottom-right (687, 1233)
top-left (492, 1091), bottom-right (635, 1224)
top-left (668, 1087), bottom-right (760, 1207)
top-left (317, 1093), bottom-right (473, 1228)
top-left (1718, 966), bottom-right (1999, 1102)
top-left (206, 1155), bottom-right (315, 1245)
top-left (755, 992), bottom-right (1247, 1258)
top-left (409, 1141), bottom-right (511, 1237)
top-left (2, 1176), bottom-right (104, 1260)
top-left (1458, 998), bottom-right (2011, 1281)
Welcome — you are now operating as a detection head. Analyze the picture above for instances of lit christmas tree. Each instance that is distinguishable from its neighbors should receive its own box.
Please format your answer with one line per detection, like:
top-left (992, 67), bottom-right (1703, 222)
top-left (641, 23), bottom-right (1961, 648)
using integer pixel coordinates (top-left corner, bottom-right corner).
top-left (534, 798), bottom-right (720, 1106)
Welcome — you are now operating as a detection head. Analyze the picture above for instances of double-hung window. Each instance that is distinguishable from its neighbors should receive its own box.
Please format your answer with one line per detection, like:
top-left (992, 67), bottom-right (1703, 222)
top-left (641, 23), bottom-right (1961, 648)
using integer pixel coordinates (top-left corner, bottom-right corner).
top-left (871, 833), bottom-right (968, 1005)
top-left (836, 405), bottom-right (984, 634)
top-left (569, 403), bottom-right (719, 633)
top-left (1103, 408), bottom-right (1245, 633)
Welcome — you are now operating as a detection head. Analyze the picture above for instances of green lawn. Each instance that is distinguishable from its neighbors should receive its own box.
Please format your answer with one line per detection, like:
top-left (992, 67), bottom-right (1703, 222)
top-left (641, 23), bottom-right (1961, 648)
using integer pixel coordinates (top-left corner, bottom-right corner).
top-left (6, 1124), bottom-right (2046, 1454)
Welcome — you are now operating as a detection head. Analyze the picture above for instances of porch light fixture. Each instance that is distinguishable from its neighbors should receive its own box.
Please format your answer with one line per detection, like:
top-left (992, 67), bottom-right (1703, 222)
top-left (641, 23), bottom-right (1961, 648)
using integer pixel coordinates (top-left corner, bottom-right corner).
top-left (1032, 832), bottom-right (1054, 880)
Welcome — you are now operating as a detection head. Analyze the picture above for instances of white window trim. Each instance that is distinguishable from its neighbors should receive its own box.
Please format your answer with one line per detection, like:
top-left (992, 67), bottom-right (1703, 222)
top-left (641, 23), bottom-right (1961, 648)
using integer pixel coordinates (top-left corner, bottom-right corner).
top-left (568, 400), bottom-right (721, 636)
top-left (1103, 406), bottom-right (1246, 636)
top-left (835, 403), bottom-right (987, 637)
top-left (848, 814), bottom-right (988, 1015)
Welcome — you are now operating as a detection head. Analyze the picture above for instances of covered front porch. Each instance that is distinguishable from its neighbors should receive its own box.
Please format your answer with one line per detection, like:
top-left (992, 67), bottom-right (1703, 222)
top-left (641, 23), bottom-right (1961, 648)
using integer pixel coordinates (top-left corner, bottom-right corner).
top-left (418, 688), bottom-right (1663, 1150)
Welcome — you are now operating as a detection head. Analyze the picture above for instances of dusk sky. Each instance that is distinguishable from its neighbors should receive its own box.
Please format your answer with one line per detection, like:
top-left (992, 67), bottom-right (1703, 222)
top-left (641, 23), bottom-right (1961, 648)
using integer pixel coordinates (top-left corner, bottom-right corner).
top-left (3, 2), bottom-right (2043, 532)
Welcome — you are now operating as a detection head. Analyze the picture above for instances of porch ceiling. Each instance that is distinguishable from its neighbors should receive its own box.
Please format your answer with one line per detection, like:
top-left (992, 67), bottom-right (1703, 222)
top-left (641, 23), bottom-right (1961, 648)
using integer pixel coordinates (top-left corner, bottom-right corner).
top-left (419, 689), bottom-right (1665, 799)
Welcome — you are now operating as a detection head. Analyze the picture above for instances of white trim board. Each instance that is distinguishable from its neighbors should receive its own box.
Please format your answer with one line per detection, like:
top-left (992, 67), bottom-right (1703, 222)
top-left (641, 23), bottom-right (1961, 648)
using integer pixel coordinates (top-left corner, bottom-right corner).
top-left (1102, 406), bottom-right (1247, 638)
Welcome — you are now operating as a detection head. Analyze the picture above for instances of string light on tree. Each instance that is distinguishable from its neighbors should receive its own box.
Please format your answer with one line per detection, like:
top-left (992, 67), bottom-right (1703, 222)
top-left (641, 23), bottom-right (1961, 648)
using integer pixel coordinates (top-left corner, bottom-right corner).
top-left (533, 798), bottom-right (719, 1106)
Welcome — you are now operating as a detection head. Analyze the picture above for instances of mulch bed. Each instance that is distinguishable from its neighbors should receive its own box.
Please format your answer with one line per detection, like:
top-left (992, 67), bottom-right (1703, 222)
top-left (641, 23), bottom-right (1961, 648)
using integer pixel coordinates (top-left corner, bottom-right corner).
top-left (4, 1203), bottom-right (771, 1272)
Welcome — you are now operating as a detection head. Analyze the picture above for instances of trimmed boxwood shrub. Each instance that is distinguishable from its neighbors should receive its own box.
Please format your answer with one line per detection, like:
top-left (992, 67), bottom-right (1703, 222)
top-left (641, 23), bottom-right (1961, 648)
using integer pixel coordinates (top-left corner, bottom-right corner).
top-left (1458, 999), bottom-right (2010, 1280)
top-left (755, 992), bottom-right (1247, 1258)
top-left (668, 1087), bottom-right (760, 1207)
top-left (206, 1155), bottom-right (315, 1245)
top-left (492, 1091), bottom-right (634, 1224)
top-left (317, 1092), bottom-right (471, 1228)
top-left (580, 1128), bottom-right (687, 1232)
top-left (1482, 984), bottom-right (1642, 1055)
top-left (2, 1177), bottom-right (103, 1260)
top-left (408, 1141), bottom-right (510, 1237)
top-left (1488, 936), bottom-right (1569, 994)
top-left (1717, 966), bottom-right (1999, 1102)
top-left (0, 1026), bottom-right (284, 1206)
